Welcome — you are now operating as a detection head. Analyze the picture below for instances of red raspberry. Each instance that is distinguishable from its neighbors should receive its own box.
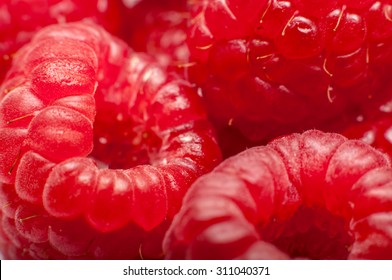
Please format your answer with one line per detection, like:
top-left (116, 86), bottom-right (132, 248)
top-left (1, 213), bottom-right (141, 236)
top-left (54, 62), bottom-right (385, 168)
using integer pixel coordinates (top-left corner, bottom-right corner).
top-left (120, 0), bottom-right (189, 72)
top-left (343, 117), bottom-right (392, 157)
top-left (0, 22), bottom-right (221, 259)
top-left (163, 130), bottom-right (392, 259)
top-left (186, 0), bottom-right (392, 153)
top-left (0, 0), bottom-right (122, 84)
top-left (340, 83), bottom-right (392, 157)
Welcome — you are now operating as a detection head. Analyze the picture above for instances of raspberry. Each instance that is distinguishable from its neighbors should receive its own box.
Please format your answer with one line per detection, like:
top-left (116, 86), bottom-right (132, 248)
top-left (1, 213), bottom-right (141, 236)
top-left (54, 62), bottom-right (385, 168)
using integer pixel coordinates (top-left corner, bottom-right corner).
top-left (343, 117), bottom-right (392, 156)
top-left (0, 0), bottom-right (122, 84)
top-left (120, 0), bottom-right (189, 72)
top-left (0, 22), bottom-right (221, 259)
top-left (340, 83), bottom-right (392, 158)
top-left (186, 0), bottom-right (392, 153)
top-left (163, 130), bottom-right (392, 259)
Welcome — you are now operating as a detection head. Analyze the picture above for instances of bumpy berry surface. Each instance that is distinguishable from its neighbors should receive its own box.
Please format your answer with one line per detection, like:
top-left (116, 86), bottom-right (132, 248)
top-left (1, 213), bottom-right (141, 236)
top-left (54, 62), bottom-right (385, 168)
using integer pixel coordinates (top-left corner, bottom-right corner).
top-left (120, 0), bottom-right (189, 72)
top-left (340, 82), bottom-right (392, 157)
top-left (0, 21), bottom-right (221, 259)
top-left (344, 117), bottom-right (392, 157)
top-left (0, 0), bottom-right (122, 84)
top-left (164, 130), bottom-right (392, 259)
top-left (186, 0), bottom-right (392, 154)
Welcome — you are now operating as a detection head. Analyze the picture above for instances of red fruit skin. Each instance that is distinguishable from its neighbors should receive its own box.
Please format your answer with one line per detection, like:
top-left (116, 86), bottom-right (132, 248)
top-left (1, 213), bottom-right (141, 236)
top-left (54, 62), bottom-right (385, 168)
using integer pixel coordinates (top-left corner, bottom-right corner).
top-left (119, 0), bottom-right (189, 73)
top-left (340, 82), bottom-right (392, 158)
top-left (164, 130), bottom-right (392, 260)
top-left (186, 0), bottom-right (392, 155)
top-left (0, 0), bottom-right (123, 84)
top-left (42, 158), bottom-right (97, 219)
top-left (343, 117), bottom-right (392, 158)
top-left (0, 22), bottom-right (222, 259)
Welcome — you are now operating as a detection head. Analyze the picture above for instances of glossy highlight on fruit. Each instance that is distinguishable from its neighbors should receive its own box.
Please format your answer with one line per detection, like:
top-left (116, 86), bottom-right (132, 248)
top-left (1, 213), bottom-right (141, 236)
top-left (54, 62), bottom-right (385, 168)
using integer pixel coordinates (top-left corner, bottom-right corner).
top-left (0, 0), bottom-right (122, 84)
top-left (120, 0), bottom-right (189, 71)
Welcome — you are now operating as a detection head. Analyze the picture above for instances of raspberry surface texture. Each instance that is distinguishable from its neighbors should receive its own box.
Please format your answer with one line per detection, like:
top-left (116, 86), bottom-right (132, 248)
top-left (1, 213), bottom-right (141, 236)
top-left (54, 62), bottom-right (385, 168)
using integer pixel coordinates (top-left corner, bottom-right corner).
top-left (164, 130), bottom-right (392, 259)
top-left (340, 82), bottom-right (392, 157)
top-left (120, 0), bottom-right (189, 72)
top-left (0, 21), bottom-right (221, 259)
top-left (0, 0), bottom-right (122, 84)
top-left (186, 0), bottom-right (392, 154)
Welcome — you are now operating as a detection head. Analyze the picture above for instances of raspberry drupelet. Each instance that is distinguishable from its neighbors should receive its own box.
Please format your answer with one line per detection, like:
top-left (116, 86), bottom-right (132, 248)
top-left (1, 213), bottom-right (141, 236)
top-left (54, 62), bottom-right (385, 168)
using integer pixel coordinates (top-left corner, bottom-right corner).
top-left (0, 0), bottom-right (122, 84)
top-left (119, 0), bottom-right (189, 72)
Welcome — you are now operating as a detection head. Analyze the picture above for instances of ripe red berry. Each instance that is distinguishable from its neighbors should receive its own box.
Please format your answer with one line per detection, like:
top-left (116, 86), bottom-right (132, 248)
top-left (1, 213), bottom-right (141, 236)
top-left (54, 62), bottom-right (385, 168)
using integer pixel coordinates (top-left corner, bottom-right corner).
top-left (186, 0), bottom-right (392, 154)
top-left (163, 130), bottom-right (392, 259)
top-left (0, 21), bottom-right (221, 259)
top-left (0, 0), bottom-right (122, 84)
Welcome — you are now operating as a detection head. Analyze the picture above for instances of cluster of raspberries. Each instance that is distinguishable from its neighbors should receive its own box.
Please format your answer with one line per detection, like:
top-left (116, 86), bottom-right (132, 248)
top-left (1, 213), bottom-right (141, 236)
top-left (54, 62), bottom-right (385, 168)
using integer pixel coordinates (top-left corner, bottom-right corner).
top-left (1, 0), bottom-right (392, 260)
